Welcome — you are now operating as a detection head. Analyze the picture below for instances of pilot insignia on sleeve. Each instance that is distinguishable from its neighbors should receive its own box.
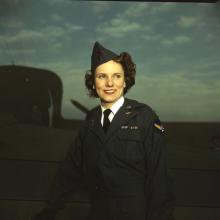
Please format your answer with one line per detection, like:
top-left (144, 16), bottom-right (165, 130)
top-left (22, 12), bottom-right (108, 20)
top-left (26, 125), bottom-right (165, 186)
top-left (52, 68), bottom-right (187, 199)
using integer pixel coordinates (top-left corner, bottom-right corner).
top-left (154, 119), bottom-right (165, 133)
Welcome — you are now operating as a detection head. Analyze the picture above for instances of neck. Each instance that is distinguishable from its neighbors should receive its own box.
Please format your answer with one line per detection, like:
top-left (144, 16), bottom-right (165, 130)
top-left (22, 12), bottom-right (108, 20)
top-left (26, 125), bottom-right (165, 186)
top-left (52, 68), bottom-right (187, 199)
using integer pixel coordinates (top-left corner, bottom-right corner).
top-left (100, 96), bottom-right (124, 109)
top-left (101, 101), bottom-right (113, 109)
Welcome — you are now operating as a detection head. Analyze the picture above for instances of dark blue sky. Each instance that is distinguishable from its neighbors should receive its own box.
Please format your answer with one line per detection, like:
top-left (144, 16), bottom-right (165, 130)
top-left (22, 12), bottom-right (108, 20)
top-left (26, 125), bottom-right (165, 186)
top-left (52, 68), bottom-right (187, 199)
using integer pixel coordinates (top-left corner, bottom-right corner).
top-left (0, 0), bottom-right (220, 121)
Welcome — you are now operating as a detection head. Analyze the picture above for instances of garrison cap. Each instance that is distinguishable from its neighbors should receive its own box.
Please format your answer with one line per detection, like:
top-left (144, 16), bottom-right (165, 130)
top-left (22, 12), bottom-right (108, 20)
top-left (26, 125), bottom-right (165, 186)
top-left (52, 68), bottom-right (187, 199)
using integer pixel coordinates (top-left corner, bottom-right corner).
top-left (91, 41), bottom-right (118, 71)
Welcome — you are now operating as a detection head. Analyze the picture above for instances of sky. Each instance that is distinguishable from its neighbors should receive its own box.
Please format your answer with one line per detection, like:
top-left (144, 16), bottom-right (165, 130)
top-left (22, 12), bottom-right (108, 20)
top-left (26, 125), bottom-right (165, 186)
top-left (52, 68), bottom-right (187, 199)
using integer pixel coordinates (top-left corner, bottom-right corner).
top-left (0, 0), bottom-right (220, 121)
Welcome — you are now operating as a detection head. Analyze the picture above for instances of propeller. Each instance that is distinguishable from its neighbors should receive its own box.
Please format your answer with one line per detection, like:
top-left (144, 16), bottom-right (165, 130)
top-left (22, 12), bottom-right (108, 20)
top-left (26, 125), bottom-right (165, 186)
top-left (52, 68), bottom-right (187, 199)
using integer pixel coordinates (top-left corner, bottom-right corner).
top-left (70, 99), bottom-right (89, 114)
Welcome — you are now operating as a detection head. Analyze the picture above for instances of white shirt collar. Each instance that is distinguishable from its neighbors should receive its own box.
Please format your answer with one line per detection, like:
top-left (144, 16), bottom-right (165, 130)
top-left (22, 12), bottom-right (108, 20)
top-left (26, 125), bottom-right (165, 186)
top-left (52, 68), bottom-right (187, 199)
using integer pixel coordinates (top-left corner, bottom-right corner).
top-left (100, 96), bottom-right (124, 125)
top-left (100, 96), bottom-right (124, 115)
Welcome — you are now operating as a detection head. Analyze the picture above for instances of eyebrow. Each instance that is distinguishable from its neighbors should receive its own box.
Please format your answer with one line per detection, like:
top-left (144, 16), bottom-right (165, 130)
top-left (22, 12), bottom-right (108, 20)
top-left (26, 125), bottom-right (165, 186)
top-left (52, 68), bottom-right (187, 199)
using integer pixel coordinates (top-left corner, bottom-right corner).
top-left (95, 72), bottom-right (123, 75)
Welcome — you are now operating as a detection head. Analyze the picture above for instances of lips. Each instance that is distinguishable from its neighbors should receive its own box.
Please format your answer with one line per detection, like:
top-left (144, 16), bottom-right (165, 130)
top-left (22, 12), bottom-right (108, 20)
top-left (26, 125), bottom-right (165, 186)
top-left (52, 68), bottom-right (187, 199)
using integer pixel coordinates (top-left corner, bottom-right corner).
top-left (104, 89), bottom-right (115, 94)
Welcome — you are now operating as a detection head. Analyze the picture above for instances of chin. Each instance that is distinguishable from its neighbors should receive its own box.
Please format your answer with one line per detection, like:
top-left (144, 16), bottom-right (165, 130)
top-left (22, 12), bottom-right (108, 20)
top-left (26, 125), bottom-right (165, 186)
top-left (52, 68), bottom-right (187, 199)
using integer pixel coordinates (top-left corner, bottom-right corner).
top-left (101, 95), bottom-right (116, 102)
top-left (102, 98), bottom-right (115, 103)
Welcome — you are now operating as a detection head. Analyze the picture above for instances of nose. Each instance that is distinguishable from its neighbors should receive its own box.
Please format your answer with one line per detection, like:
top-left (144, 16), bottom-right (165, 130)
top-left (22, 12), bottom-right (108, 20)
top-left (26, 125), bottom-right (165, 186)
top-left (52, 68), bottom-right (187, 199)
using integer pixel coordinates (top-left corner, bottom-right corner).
top-left (106, 77), bottom-right (113, 87)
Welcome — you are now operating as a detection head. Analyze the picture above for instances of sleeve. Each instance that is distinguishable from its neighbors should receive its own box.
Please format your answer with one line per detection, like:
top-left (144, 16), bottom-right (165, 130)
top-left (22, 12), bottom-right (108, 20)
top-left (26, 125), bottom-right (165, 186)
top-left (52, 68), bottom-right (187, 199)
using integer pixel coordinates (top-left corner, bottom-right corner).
top-left (144, 113), bottom-right (176, 220)
top-left (46, 126), bottom-right (85, 211)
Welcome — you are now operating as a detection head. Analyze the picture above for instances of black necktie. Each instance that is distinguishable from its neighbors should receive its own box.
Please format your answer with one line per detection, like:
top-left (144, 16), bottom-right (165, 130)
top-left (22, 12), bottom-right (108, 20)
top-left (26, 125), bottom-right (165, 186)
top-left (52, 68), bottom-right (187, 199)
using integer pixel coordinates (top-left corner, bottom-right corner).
top-left (103, 109), bottom-right (111, 133)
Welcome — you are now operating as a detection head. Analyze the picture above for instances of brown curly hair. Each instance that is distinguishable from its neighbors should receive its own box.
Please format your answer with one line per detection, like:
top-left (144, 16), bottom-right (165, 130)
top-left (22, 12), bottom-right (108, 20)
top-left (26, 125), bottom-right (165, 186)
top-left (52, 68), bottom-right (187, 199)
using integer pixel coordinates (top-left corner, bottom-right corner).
top-left (85, 52), bottom-right (136, 98)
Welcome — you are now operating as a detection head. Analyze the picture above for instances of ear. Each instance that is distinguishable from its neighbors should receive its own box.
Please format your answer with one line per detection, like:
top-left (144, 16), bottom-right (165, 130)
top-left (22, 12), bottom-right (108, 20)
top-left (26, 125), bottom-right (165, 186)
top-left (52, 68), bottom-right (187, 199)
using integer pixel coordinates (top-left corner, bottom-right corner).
top-left (123, 82), bottom-right (126, 88)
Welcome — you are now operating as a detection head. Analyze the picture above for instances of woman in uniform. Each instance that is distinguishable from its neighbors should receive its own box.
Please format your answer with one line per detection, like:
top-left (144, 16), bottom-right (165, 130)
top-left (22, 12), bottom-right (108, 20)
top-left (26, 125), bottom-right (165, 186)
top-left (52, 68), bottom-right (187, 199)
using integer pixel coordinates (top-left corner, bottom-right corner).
top-left (34, 42), bottom-right (175, 220)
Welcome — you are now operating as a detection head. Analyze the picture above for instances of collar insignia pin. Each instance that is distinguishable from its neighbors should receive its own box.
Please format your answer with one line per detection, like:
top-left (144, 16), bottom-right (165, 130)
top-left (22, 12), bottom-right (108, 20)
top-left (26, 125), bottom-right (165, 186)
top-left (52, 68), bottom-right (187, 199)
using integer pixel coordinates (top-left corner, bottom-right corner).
top-left (121, 125), bottom-right (128, 129)
top-left (125, 111), bottom-right (132, 117)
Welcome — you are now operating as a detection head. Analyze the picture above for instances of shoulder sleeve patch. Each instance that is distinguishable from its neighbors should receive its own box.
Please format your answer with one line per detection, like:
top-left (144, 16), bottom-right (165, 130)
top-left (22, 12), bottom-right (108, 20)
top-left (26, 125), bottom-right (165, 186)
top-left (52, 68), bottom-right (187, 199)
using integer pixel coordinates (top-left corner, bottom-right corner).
top-left (154, 119), bottom-right (165, 133)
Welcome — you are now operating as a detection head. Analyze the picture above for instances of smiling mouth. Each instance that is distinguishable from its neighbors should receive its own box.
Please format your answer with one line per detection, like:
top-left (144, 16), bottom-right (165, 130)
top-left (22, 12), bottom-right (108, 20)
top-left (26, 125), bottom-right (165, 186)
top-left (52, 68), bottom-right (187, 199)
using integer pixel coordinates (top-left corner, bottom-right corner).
top-left (104, 89), bottom-right (115, 94)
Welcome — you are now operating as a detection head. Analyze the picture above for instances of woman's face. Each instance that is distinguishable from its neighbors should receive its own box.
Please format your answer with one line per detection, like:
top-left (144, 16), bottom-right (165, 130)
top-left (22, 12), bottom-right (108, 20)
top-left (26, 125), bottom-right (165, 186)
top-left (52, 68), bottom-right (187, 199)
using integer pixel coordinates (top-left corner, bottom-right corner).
top-left (94, 60), bottom-right (126, 108)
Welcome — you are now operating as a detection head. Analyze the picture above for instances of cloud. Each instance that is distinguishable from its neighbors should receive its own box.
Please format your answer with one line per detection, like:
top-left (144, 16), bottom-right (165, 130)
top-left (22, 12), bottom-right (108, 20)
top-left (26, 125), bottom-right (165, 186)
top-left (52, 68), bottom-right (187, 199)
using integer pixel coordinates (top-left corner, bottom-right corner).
top-left (0, 23), bottom-right (84, 61)
top-left (48, 0), bottom-right (72, 6)
top-left (95, 9), bottom-right (152, 39)
top-left (51, 14), bottom-right (63, 22)
top-left (96, 18), bottom-right (143, 38)
top-left (41, 26), bottom-right (65, 38)
top-left (188, 58), bottom-right (220, 82)
top-left (40, 24), bottom-right (83, 39)
top-left (178, 16), bottom-right (199, 28)
top-left (195, 59), bottom-right (220, 72)
top-left (150, 2), bottom-right (177, 14)
top-left (141, 33), bottom-right (161, 41)
top-left (0, 18), bottom-right (23, 28)
top-left (122, 2), bottom-right (176, 18)
top-left (0, 48), bottom-right (36, 56)
top-left (93, 3), bottom-right (150, 39)
top-left (174, 35), bottom-right (191, 44)
top-left (157, 56), bottom-right (176, 65)
top-left (161, 35), bottom-right (191, 47)
top-left (122, 3), bottom-right (149, 18)
top-left (2, 30), bottom-right (44, 44)
top-left (161, 39), bottom-right (174, 47)
top-left (178, 4), bottom-right (220, 31)
top-left (2, 23), bottom-right (83, 45)
top-left (128, 72), bottom-right (220, 121)
top-left (95, 2), bottom-right (176, 40)
top-left (205, 33), bottom-right (218, 42)
top-left (65, 23), bottom-right (84, 31)
top-left (92, 2), bottom-right (111, 13)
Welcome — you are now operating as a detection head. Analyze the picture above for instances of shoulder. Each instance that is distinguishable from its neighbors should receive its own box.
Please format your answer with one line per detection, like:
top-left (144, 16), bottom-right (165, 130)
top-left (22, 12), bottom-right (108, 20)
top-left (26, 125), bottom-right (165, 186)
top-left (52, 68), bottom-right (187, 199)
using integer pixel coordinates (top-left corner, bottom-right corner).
top-left (125, 98), bottom-right (156, 118)
top-left (125, 98), bottom-right (165, 133)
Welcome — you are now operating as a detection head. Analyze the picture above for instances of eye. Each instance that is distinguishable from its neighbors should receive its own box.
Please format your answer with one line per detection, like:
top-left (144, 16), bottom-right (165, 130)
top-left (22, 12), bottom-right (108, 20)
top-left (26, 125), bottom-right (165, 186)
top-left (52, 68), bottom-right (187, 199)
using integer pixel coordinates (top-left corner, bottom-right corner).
top-left (114, 73), bottom-right (122, 78)
top-left (96, 73), bottom-right (106, 79)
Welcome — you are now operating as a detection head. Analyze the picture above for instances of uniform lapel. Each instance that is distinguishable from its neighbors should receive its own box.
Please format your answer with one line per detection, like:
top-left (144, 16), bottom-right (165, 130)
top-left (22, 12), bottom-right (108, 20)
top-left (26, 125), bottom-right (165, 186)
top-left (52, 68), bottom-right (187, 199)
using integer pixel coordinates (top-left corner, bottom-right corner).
top-left (87, 106), bottom-right (106, 143)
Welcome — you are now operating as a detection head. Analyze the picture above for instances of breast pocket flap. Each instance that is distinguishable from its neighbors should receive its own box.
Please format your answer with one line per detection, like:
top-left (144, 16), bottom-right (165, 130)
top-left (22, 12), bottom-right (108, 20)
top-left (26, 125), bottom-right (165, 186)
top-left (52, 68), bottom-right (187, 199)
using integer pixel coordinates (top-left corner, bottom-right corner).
top-left (117, 130), bottom-right (141, 142)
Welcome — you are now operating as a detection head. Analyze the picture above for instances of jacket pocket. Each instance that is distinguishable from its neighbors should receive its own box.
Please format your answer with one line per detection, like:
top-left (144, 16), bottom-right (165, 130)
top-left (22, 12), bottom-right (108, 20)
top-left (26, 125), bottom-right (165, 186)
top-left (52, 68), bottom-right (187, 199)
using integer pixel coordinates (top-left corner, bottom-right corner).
top-left (113, 130), bottom-right (144, 163)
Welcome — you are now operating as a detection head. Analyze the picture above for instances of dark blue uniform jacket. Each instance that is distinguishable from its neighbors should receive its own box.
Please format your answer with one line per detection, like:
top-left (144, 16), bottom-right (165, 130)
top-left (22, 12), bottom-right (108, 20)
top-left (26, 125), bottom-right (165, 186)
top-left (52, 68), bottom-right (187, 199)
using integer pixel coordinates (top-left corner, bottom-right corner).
top-left (48, 98), bottom-right (175, 220)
